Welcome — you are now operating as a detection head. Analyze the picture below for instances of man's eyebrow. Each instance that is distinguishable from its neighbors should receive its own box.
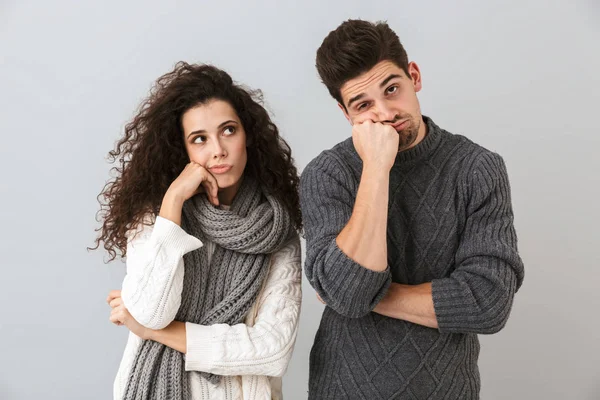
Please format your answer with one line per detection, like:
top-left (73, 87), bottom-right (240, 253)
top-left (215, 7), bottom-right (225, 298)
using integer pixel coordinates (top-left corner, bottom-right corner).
top-left (380, 74), bottom-right (402, 88)
top-left (347, 93), bottom-right (365, 108)
top-left (347, 74), bottom-right (403, 108)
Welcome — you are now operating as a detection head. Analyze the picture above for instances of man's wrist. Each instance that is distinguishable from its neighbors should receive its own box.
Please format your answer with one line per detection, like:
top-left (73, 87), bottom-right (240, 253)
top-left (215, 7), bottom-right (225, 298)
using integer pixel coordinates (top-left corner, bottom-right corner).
top-left (362, 162), bottom-right (392, 176)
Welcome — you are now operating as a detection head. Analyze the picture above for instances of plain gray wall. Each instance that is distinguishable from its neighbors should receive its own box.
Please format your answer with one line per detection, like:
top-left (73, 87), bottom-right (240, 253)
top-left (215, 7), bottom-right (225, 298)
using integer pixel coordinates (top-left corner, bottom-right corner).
top-left (1, 1), bottom-right (598, 399)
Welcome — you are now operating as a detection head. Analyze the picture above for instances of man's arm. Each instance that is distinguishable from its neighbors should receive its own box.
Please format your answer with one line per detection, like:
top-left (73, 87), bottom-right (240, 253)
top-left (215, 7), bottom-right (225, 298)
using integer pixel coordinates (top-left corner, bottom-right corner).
top-left (373, 283), bottom-right (438, 328)
top-left (301, 121), bottom-right (399, 318)
top-left (316, 282), bottom-right (438, 328)
top-left (336, 120), bottom-right (401, 272)
top-left (369, 152), bottom-right (524, 333)
top-left (336, 164), bottom-right (390, 272)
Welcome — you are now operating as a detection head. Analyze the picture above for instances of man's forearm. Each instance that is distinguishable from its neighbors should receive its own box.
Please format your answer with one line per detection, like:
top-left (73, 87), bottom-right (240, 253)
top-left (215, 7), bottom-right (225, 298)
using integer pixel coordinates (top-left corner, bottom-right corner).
top-left (336, 166), bottom-right (390, 272)
top-left (374, 282), bottom-right (439, 329)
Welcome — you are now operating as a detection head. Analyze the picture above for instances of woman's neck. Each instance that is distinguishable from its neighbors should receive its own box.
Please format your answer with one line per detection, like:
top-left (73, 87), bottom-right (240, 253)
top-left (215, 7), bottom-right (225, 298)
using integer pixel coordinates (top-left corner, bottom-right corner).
top-left (218, 176), bottom-right (244, 206)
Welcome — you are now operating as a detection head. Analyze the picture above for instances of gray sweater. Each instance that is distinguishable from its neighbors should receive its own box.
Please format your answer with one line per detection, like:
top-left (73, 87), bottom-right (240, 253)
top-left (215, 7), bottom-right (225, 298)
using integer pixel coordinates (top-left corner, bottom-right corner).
top-left (300, 117), bottom-right (524, 399)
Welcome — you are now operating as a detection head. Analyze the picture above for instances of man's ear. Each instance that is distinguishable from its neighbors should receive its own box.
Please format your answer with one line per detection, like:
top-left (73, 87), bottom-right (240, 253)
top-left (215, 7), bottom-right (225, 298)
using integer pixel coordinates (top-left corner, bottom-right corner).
top-left (408, 61), bottom-right (423, 92)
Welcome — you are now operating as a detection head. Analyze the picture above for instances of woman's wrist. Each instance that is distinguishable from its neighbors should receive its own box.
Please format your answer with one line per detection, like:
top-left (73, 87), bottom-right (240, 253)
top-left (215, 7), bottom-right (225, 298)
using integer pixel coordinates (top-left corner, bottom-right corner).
top-left (146, 321), bottom-right (187, 354)
top-left (159, 190), bottom-right (185, 225)
top-left (144, 327), bottom-right (157, 341)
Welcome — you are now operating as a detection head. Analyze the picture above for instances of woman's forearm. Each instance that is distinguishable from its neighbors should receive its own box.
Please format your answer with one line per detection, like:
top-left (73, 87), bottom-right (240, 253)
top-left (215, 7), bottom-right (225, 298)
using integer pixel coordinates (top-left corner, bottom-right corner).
top-left (159, 191), bottom-right (185, 226)
top-left (148, 321), bottom-right (187, 353)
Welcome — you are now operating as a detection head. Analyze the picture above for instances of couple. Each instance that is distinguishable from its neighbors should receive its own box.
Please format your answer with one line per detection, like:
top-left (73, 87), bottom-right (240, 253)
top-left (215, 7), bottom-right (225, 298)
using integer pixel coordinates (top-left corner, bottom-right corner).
top-left (93, 19), bottom-right (524, 400)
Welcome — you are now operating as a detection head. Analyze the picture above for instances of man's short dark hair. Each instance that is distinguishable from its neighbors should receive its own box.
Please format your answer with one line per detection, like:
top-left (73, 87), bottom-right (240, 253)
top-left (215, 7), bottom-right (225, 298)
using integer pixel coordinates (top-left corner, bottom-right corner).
top-left (316, 19), bottom-right (410, 107)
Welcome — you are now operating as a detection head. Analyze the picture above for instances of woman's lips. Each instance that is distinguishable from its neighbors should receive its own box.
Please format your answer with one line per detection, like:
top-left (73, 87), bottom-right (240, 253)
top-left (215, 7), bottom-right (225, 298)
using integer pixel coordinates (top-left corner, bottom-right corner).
top-left (209, 164), bottom-right (233, 174)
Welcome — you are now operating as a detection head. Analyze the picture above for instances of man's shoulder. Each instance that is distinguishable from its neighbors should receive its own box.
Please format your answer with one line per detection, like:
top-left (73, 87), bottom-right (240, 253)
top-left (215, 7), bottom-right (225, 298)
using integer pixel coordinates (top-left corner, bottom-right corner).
top-left (441, 139), bottom-right (509, 199)
top-left (438, 128), bottom-right (504, 170)
top-left (303, 137), bottom-right (360, 177)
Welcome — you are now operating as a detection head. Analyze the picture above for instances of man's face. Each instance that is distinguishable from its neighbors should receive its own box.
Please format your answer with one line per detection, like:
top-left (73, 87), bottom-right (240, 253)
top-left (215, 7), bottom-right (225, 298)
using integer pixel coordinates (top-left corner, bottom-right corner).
top-left (339, 60), bottom-right (424, 151)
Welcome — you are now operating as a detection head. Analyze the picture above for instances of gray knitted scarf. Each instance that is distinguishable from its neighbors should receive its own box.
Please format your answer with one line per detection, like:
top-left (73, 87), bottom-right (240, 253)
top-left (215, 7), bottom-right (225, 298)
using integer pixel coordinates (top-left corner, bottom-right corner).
top-left (123, 177), bottom-right (293, 399)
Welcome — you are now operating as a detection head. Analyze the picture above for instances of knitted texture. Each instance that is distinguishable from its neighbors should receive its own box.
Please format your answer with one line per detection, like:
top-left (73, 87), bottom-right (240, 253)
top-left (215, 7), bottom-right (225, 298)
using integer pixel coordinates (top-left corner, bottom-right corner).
top-left (123, 177), bottom-right (293, 399)
top-left (300, 117), bottom-right (524, 399)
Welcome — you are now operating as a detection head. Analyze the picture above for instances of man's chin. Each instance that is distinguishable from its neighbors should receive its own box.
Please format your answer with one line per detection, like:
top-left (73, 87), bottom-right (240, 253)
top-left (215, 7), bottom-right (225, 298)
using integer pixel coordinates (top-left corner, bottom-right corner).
top-left (397, 130), bottom-right (418, 150)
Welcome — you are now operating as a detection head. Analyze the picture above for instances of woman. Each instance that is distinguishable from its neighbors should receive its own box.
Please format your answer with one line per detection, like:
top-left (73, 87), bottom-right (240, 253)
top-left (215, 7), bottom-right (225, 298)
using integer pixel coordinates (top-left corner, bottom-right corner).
top-left (92, 62), bottom-right (302, 400)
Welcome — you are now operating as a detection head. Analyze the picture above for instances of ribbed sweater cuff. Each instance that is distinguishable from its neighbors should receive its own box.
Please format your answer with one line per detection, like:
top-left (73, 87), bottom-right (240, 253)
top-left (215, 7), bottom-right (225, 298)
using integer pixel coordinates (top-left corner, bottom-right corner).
top-left (152, 216), bottom-right (203, 255)
top-left (184, 322), bottom-right (215, 372)
top-left (322, 240), bottom-right (392, 316)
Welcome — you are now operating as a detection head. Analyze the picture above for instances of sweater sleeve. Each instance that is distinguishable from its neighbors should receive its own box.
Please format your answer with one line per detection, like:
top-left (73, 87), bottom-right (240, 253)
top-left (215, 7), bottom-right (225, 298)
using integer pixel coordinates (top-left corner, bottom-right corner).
top-left (121, 216), bottom-right (203, 330)
top-left (184, 237), bottom-right (302, 377)
top-left (300, 154), bottom-right (392, 318)
top-left (432, 152), bottom-right (524, 334)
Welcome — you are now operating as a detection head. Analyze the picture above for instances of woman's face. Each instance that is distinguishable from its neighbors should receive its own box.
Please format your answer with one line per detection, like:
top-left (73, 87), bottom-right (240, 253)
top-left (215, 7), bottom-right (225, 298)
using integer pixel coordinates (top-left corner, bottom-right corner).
top-left (181, 99), bottom-right (247, 203)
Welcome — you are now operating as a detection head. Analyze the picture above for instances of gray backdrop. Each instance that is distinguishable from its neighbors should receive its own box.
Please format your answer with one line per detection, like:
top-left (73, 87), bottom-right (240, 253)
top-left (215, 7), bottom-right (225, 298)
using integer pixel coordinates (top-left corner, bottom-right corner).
top-left (1, 0), bottom-right (598, 399)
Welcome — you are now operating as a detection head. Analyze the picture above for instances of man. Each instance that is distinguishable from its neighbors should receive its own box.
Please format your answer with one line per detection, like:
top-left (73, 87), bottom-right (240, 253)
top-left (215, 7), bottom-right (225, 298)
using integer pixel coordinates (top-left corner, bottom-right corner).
top-left (300, 19), bottom-right (524, 399)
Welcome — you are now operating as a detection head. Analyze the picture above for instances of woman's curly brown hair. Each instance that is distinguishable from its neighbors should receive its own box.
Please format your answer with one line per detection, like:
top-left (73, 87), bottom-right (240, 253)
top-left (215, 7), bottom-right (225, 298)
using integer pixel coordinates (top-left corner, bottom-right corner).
top-left (91, 62), bottom-right (302, 261)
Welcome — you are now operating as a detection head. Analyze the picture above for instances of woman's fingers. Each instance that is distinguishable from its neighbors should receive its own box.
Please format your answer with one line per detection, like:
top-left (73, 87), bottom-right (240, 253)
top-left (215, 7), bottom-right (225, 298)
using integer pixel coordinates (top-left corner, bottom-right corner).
top-left (202, 172), bottom-right (220, 206)
top-left (316, 293), bottom-right (326, 304)
top-left (109, 297), bottom-right (122, 309)
top-left (109, 308), bottom-right (122, 324)
top-left (110, 305), bottom-right (127, 326)
top-left (106, 289), bottom-right (121, 304)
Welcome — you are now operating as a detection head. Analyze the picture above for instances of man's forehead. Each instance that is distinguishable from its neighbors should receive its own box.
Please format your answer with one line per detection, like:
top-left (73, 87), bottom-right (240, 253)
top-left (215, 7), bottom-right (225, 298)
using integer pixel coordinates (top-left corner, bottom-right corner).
top-left (340, 61), bottom-right (405, 104)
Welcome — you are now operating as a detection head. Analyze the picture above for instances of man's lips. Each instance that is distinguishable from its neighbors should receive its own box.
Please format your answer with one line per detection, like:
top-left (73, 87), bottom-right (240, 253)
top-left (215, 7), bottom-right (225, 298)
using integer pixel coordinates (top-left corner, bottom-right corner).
top-left (392, 119), bottom-right (409, 131)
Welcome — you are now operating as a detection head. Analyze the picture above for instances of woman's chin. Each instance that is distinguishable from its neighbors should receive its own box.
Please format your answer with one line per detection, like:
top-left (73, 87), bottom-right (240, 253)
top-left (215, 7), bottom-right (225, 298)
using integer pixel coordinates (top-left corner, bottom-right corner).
top-left (216, 175), bottom-right (242, 191)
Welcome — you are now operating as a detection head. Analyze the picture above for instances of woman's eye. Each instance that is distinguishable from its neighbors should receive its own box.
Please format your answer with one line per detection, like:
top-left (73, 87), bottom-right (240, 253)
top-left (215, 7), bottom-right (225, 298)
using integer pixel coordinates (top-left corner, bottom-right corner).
top-left (193, 136), bottom-right (206, 144)
top-left (223, 126), bottom-right (236, 135)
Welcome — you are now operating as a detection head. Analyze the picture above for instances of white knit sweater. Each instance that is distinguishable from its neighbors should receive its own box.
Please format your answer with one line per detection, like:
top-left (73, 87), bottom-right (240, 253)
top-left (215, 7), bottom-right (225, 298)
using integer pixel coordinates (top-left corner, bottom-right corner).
top-left (113, 215), bottom-right (302, 400)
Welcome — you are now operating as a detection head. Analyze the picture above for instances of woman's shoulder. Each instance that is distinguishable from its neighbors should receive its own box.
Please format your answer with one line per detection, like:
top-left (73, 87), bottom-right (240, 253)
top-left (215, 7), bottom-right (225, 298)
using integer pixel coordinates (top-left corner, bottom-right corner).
top-left (125, 213), bottom-right (157, 243)
top-left (270, 233), bottom-right (301, 267)
top-left (262, 234), bottom-right (302, 289)
top-left (258, 233), bottom-right (302, 301)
